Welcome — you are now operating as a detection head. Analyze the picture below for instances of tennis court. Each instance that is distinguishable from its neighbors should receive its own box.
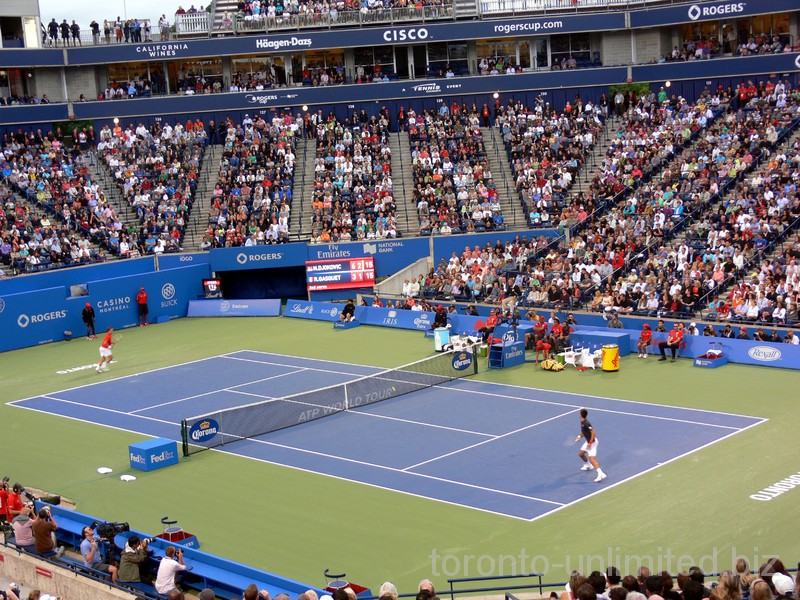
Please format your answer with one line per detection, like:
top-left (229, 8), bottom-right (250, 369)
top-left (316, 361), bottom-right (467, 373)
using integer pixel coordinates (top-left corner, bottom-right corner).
top-left (10, 350), bottom-right (765, 520)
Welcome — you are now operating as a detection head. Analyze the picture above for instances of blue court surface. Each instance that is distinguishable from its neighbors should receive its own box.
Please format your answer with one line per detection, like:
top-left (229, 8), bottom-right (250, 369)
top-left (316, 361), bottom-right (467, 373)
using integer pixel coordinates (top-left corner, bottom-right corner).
top-left (11, 351), bottom-right (765, 520)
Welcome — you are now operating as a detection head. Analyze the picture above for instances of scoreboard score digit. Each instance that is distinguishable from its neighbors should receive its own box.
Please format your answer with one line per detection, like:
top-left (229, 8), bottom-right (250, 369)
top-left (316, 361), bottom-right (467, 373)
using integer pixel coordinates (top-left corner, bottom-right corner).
top-left (305, 256), bottom-right (376, 291)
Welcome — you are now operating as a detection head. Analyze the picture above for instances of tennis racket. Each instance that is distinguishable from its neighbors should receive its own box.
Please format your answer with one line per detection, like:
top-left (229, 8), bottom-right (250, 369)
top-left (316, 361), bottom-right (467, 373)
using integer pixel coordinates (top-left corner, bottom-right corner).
top-left (564, 435), bottom-right (579, 447)
top-left (113, 333), bottom-right (123, 343)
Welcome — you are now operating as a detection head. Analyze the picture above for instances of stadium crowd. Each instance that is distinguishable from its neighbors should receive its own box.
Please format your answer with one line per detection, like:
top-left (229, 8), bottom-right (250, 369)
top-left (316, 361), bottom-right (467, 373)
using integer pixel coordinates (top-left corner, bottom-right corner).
top-left (97, 118), bottom-right (206, 254)
top-left (0, 127), bottom-right (122, 274)
top-left (406, 103), bottom-right (504, 236)
top-left (202, 112), bottom-right (297, 248)
top-left (308, 108), bottom-right (397, 243)
top-left (495, 95), bottom-right (605, 228)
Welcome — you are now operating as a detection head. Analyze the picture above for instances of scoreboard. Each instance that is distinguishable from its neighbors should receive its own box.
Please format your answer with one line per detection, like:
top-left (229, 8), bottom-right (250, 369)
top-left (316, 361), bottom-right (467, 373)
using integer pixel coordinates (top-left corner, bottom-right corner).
top-left (202, 278), bottom-right (223, 299)
top-left (305, 257), bottom-right (376, 291)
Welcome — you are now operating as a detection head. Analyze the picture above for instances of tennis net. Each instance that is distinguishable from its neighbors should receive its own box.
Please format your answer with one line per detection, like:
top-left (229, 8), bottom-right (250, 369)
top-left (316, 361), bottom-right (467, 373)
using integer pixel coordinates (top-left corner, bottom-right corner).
top-left (181, 348), bottom-right (478, 455)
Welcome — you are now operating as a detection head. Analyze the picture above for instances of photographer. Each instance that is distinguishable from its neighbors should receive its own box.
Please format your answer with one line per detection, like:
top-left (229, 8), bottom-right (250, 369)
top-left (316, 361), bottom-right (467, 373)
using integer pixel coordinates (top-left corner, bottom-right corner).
top-left (119, 535), bottom-right (151, 584)
top-left (11, 505), bottom-right (36, 552)
top-left (155, 545), bottom-right (187, 595)
top-left (80, 524), bottom-right (119, 582)
top-left (31, 507), bottom-right (64, 558)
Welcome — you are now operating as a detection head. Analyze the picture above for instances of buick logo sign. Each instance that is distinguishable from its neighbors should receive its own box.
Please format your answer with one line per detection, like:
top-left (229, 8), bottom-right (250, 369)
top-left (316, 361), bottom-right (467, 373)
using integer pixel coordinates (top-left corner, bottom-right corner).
top-left (219, 301), bottom-right (231, 312)
top-left (795, 54), bottom-right (800, 69)
top-left (18, 314), bottom-right (29, 328)
top-left (236, 253), bottom-right (248, 265)
top-left (0, 298), bottom-right (5, 313)
top-left (687, 4), bottom-right (701, 20)
top-left (747, 346), bottom-right (781, 362)
top-left (161, 282), bottom-right (176, 300)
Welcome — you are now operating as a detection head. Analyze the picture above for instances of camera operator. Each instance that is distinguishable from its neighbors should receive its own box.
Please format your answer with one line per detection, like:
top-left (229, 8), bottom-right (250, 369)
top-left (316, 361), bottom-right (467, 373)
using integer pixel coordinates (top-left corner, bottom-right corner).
top-left (32, 507), bottom-right (64, 558)
top-left (11, 505), bottom-right (36, 552)
top-left (155, 545), bottom-right (188, 595)
top-left (81, 525), bottom-right (119, 582)
top-left (119, 535), bottom-right (152, 584)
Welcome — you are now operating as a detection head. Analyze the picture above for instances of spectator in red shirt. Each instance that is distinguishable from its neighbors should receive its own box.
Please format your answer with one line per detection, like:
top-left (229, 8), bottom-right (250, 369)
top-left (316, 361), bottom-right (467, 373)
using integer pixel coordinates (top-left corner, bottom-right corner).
top-left (637, 323), bottom-right (653, 358)
top-left (136, 287), bottom-right (149, 326)
top-left (658, 322), bottom-right (684, 362)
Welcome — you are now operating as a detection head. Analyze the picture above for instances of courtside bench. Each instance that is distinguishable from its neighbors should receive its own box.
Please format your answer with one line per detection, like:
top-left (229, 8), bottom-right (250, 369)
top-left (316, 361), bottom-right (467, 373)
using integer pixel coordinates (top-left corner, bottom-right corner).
top-left (115, 532), bottom-right (318, 599)
top-left (37, 503), bottom-right (328, 599)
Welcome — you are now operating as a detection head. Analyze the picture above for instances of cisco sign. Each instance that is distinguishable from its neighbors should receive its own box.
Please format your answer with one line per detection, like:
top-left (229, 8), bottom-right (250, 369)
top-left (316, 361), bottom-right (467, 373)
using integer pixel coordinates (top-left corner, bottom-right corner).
top-left (383, 27), bottom-right (428, 42)
top-left (747, 346), bottom-right (782, 362)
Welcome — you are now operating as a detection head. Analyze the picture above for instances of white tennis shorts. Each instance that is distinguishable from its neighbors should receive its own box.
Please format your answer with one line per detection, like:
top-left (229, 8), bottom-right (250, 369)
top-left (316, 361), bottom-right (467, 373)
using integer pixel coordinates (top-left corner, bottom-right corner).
top-left (580, 439), bottom-right (598, 457)
top-left (99, 346), bottom-right (112, 358)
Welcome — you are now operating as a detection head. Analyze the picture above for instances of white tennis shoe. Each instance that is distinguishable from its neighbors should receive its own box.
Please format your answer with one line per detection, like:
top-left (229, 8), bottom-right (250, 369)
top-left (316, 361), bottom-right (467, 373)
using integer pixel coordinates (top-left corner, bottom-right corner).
top-left (594, 472), bottom-right (607, 482)
top-left (580, 464), bottom-right (594, 471)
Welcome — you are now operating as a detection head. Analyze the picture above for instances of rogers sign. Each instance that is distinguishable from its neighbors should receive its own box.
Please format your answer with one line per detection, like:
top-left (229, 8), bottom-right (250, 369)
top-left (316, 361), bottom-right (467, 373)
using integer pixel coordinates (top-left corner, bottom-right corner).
top-left (688, 2), bottom-right (745, 21)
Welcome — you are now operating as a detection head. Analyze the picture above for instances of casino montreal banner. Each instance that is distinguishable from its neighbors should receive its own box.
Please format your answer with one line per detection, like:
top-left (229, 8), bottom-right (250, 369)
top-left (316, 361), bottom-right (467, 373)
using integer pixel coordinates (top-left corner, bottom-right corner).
top-left (0, 264), bottom-right (207, 353)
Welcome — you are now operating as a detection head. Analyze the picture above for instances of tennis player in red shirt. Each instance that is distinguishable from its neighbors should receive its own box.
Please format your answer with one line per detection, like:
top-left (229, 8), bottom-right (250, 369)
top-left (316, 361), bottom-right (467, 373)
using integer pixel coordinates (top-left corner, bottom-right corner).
top-left (637, 323), bottom-right (653, 358)
top-left (96, 327), bottom-right (115, 373)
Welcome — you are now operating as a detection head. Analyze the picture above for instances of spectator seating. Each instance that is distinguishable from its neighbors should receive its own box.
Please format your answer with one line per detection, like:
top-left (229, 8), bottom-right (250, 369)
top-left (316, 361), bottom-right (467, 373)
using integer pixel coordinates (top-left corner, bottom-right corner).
top-left (407, 104), bottom-right (504, 236)
top-left (308, 109), bottom-right (397, 243)
top-left (97, 119), bottom-right (205, 255)
top-left (204, 113), bottom-right (296, 247)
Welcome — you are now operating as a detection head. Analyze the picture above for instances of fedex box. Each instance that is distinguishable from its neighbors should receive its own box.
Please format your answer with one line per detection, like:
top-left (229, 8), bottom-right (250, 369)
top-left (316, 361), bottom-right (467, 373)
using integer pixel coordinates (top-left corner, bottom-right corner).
top-left (129, 438), bottom-right (179, 471)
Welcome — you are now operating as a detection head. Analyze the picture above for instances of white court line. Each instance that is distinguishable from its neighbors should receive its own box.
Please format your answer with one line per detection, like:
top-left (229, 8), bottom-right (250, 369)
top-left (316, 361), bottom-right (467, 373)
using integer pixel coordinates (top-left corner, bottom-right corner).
top-left (457, 378), bottom-right (764, 422)
top-left (220, 446), bottom-right (534, 521)
top-left (223, 354), bottom-right (372, 379)
top-left (523, 416), bottom-right (769, 523)
top-left (129, 368), bottom-right (307, 414)
top-left (227, 389), bottom-right (280, 401)
top-left (240, 434), bottom-right (565, 507)
top-left (446, 386), bottom-right (743, 430)
top-left (346, 410), bottom-right (495, 438)
top-left (10, 349), bottom-right (769, 521)
top-left (40, 395), bottom-right (176, 426)
top-left (10, 397), bottom-right (536, 521)
top-left (402, 409), bottom-right (580, 471)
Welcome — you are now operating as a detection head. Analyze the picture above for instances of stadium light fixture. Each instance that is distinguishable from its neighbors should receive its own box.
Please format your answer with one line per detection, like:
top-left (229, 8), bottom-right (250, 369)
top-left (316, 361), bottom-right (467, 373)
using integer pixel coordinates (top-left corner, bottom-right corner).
top-left (665, 81), bottom-right (672, 88)
top-left (492, 92), bottom-right (499, 99)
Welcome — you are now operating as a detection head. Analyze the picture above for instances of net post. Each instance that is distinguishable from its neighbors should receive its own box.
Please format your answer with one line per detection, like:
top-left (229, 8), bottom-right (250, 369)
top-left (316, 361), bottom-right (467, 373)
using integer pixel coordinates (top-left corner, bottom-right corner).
top-left (180, 419), bottom-right (190, 457)
top-left (472, 345), bottom-right (479, 375)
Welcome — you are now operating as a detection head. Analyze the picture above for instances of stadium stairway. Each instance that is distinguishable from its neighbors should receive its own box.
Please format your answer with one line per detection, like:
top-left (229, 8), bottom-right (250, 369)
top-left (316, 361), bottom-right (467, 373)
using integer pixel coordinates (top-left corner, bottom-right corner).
top-left (390, 130), bottom-right (415, 235)
top-left (570, 115), bottom-right (628, 197)
top-left (293, 137), bottom-right (316, 241)
top-left (85, 152), bottom-right (140, 227)
top-left (182, 143), bottom-right (222, 251)
top-left (210, 0), bottom-right (236, 34)
top-left (482, 126), bottom-right (526, 230)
